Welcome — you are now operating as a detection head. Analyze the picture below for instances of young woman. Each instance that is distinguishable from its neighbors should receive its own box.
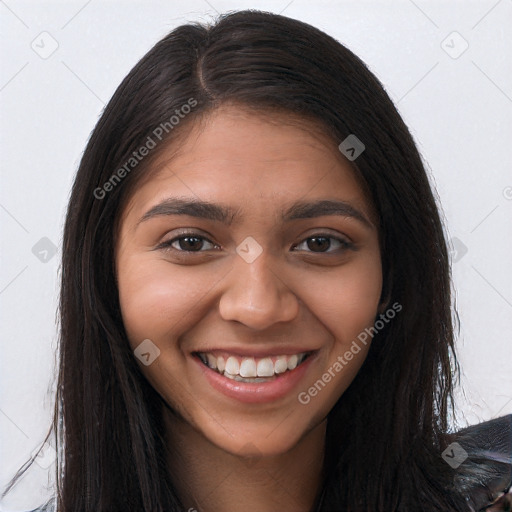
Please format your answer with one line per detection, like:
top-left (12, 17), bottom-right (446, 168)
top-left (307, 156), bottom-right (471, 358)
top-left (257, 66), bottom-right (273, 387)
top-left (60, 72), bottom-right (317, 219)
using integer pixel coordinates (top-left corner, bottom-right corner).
top-left (4, 9), bottom-right (511, 512)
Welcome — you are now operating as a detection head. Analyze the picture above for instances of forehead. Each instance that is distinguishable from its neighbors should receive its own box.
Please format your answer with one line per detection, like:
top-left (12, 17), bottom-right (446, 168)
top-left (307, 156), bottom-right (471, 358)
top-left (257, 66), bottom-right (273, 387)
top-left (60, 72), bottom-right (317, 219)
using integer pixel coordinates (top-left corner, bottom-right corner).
top-left (121, 105), bottom-right (374, 223)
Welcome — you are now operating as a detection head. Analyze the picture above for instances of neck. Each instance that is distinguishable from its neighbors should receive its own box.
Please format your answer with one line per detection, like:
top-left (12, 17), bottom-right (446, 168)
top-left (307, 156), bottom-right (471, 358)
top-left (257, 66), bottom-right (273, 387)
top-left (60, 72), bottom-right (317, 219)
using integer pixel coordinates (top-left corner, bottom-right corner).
top-left (164, 411), bottom-right (326, 512)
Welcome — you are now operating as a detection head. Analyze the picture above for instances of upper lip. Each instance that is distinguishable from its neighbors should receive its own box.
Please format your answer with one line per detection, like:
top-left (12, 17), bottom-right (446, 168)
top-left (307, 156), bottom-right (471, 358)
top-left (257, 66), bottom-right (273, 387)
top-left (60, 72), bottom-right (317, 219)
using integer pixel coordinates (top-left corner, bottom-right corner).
top-left (192, 346), bottom-right (318, 358)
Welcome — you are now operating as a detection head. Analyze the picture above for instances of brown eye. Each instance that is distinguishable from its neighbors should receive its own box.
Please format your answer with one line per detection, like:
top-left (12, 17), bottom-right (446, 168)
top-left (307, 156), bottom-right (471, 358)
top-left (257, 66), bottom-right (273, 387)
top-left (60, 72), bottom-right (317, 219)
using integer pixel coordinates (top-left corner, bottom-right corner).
top-left (158, 233), bottom-right (219, 253)
top-left (175, 236), bottom-right (206, 252)
top-left (293, 234), bottom-right (352, 253)
top-left (307, 237), bottom-right (331, 252)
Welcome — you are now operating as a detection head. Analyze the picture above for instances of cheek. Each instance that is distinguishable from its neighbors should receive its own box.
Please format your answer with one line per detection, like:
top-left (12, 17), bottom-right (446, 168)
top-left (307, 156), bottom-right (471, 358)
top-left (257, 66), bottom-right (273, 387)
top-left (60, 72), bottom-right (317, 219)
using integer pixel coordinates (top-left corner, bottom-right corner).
top-left (294, 251), bottom-right (381, 406)
top-left (334, 264), bottom-right (382, 335)
top-left (300, 251), bottom-right (383, 341)
top-left (295, 267), bottom-right (380, 421)
top-left (117, 256), bottom-right (197, 346)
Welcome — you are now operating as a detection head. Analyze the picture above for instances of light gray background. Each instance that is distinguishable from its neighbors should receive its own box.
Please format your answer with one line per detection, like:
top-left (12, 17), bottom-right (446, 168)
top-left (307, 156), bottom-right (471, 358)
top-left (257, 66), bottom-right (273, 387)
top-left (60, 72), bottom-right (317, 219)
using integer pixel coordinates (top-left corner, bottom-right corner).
top-left (1, 0), bottom-right (511, 510)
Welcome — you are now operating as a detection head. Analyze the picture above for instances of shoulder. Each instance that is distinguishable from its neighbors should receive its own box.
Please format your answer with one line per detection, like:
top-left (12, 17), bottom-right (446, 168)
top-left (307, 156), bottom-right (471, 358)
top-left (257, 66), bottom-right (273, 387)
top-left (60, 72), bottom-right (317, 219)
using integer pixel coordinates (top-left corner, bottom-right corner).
top-left (448, 414), bottom-right (512, 511)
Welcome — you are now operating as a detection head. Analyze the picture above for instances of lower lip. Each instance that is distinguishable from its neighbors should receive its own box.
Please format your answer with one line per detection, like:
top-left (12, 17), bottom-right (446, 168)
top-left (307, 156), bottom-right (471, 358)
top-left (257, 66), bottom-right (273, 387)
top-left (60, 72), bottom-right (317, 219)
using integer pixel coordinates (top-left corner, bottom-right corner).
top-left (194, 353), bottom-right (316, 404)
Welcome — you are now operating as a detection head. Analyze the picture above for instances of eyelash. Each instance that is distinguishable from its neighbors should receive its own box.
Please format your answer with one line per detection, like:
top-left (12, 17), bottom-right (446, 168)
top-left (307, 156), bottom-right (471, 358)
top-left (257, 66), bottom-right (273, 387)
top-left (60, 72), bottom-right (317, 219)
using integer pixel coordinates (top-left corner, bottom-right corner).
top-left (157, 231), bottom-right (353, 255)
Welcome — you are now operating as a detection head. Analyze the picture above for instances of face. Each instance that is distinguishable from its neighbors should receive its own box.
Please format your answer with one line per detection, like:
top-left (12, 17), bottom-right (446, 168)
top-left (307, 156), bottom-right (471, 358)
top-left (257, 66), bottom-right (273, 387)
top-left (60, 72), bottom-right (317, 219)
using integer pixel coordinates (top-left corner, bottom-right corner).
top-left (115, 105), bottom-right (382, 458)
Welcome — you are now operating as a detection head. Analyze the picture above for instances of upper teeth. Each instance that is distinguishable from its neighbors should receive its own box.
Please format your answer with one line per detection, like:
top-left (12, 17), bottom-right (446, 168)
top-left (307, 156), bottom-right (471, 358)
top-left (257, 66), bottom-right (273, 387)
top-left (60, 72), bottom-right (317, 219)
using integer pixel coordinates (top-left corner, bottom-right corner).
top-left (198, 352), bottom-right (307, 378)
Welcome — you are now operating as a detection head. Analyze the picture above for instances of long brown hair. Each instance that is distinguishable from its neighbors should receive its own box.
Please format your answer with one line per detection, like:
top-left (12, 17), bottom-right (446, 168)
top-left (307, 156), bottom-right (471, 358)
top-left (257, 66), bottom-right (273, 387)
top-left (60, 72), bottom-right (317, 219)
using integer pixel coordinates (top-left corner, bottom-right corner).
top-left (5, 10), bottom-right (465, 511)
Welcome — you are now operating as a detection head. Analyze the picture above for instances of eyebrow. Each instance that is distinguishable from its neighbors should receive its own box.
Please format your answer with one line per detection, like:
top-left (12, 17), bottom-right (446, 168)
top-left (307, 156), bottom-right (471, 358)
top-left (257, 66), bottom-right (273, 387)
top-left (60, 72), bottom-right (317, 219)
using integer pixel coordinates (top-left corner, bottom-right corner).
top-left (137, 197), bottom-right (373, 228)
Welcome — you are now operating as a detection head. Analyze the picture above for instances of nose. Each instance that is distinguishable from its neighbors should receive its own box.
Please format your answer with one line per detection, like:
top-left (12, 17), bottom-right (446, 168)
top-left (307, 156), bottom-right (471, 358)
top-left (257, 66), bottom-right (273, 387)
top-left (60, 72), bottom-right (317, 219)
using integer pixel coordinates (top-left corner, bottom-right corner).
top-left (218, 253), bottom-right (300, 330)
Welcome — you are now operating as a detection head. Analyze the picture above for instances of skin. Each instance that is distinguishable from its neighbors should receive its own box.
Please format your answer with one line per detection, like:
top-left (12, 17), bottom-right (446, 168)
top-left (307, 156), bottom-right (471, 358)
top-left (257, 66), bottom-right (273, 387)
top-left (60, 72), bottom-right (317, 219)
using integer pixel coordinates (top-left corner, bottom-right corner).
top-left (115, 105), bottom-right (383, 512)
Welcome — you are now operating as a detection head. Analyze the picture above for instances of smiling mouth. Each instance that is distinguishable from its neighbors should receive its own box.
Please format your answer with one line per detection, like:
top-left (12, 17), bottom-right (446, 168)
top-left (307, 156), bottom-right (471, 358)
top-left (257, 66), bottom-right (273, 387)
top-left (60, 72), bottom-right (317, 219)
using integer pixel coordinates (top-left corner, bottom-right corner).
top-left (194, 351), bottom-right (311, 383)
